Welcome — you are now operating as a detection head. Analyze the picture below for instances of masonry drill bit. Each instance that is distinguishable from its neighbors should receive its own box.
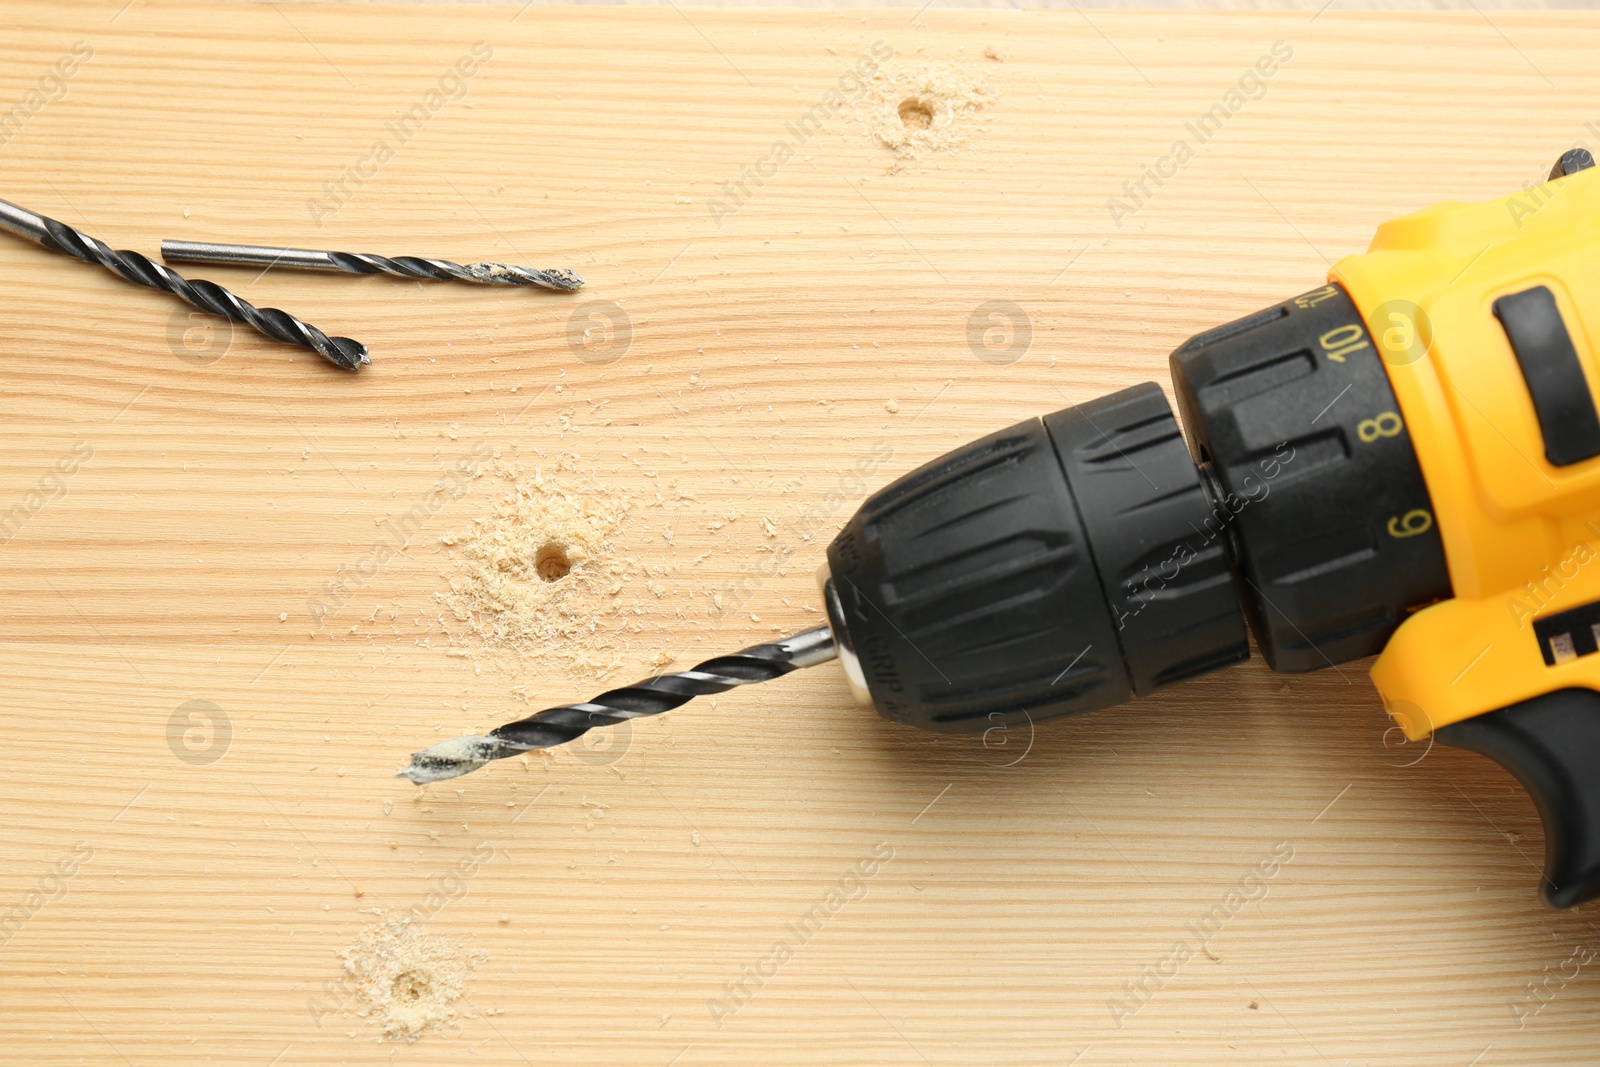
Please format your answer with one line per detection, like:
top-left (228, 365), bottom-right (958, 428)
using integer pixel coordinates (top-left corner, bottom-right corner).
top-left (398, 626), bottom-right (837, 785)
top-left (0, 198), bottom-right (368, 371)
top-left (162, 239), bottom-right (585, 292)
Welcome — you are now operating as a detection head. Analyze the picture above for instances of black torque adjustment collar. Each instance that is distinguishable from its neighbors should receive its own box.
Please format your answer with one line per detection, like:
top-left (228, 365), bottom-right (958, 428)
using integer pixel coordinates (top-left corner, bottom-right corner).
top-left (1170, 284), bottom-right (1453, 671)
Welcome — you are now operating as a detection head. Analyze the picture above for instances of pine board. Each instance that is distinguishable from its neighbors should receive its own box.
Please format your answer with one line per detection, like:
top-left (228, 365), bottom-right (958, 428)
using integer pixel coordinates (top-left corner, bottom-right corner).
top-left (2, 3), bottom-right (1600, 1064)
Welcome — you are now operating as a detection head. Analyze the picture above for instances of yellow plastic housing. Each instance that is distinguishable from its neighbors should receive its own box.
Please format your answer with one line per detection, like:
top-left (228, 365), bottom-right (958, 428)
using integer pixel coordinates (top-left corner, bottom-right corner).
top-left (1333, 167), bottom-right (1600, 740)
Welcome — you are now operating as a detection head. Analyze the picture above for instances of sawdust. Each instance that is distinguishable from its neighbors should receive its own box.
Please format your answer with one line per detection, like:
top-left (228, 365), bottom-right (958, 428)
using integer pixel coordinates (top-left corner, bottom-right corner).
top-left (435, 458), bottom-right (645, 679)
top-left (341, 917), bottom-right (484, 1042)
top-left (856, 60), bottom-right (997, 170)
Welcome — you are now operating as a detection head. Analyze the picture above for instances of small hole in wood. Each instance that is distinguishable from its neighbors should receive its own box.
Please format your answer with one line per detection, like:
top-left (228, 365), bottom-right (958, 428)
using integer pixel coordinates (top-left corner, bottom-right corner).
top-left (535, 542), bottom-right (572, 582)
top-left (898, 97), bottom-right (934, 130)
top-left (391, 970), bottom-right (432, 1003)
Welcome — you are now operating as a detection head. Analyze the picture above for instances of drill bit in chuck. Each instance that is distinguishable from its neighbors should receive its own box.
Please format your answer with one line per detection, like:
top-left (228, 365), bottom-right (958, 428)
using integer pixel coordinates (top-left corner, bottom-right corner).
top-left (397, 626), bottom-right (838, 785)
top-left (0, 198), bottom-right (368, 371)
top-left (162, 240), bottom-right (585, 292)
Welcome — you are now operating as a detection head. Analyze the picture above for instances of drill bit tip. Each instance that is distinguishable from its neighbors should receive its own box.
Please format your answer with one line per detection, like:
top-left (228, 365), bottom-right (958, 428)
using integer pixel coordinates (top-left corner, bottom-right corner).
top-left (396, 736), bottom-right (512, 785)
top-left (463, 262), bottom-right (585, 290)
top-left (328, 336), bottom-right (371, 370)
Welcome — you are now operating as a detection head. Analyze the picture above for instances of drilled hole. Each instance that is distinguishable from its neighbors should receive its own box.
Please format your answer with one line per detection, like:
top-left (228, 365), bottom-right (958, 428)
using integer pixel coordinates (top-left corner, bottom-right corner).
top-left (535, 542), bottom-right (572, 582)
top-left (898, 97), bottom-right (934, 130)
top-left (391, 970), bottom-right (432, 1003)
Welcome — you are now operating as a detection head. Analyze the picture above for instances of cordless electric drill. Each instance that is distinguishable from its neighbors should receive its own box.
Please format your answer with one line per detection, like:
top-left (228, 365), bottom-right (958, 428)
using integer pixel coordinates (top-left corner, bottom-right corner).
top-left (404, 152), bottom-right (1600, 910)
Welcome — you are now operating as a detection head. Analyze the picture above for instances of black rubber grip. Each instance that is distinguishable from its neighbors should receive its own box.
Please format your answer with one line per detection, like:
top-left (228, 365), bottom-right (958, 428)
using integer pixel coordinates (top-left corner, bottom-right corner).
top-left (1437, 688), bottom-right (1600, 909)
top-left (1042, 383), bottom-right (1249, 696)
top-left (1492, 286), bottom-right (1600, 467)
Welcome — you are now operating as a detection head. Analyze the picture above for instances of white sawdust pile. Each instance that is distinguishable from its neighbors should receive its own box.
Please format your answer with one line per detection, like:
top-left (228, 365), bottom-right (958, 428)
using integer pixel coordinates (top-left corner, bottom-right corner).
top-left (856, 60), bottom-right (998, 169)
top-left (341, 917), bottom-right (484, 1042)
top-left (435, 460), bottom-right (643, 680)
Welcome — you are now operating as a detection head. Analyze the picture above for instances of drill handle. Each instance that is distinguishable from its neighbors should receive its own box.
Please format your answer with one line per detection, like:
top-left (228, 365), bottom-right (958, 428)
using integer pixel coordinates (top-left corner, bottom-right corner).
top-left (1436, 689), bottom-right (1600, 909)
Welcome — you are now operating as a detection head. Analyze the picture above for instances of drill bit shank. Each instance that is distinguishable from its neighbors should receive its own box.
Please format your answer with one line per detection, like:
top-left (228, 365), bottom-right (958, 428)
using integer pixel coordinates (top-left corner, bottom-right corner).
top-left (398, 626), bottom-right (838, 785)
top-left (0, 198), bottom-right (368, 371)
top-left (162, 240), bottom-right (584, 292)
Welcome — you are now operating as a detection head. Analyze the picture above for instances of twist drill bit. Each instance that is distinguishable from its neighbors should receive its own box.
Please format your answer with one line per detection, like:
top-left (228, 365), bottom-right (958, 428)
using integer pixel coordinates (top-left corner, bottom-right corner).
top-left (162, 239), bottom-right (585, 292)
top-left (0, 198), bottom-right (368, 370)
top-left (397, 625), bottom-right (838, 785)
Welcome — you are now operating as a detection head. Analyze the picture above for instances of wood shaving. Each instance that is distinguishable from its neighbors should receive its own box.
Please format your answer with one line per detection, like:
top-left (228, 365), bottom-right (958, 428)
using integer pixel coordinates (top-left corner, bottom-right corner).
top-left (341, 917), bottom-right (484, 1042)
top-left (435, 459), bottom-right (642, 679)
top-left (855, 60), bottom-right (997, 170)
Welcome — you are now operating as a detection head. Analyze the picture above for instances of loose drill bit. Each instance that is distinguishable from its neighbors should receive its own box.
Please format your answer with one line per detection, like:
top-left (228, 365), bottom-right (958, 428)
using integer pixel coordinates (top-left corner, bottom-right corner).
top-left (397, 626), bottom-right (838, 785)
top-left (162, 239), bottom-right (585, 292)
top-left (0, 198), bottom-right (368, 371)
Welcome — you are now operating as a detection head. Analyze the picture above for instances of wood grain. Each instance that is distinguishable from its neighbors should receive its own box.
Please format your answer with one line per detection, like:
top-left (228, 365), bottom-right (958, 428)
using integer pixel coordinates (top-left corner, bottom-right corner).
top-left (2, 3), bottom-right (1599, 1064)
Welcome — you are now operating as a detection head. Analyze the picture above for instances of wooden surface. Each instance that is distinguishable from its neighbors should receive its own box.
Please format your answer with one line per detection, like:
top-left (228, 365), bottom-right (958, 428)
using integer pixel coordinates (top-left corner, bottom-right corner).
top-left (3, 3), bottom-right (1600, 1064)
